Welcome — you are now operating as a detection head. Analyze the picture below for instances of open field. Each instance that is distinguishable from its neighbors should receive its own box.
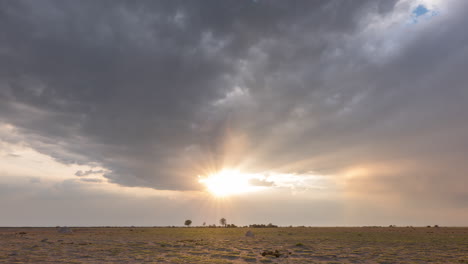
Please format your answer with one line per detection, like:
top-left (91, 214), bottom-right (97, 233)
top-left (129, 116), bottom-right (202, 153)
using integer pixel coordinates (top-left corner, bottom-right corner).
top-left (1, 227), bottom-right (468, 263)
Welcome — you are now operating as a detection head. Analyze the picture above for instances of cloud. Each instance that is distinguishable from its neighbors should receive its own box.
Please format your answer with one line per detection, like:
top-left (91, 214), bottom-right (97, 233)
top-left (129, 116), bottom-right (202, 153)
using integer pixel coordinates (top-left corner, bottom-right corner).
top-left (0, 0), bottom-right (468, 214)
top-left (80, 178), bottom-right (103, 183)
top-left (0, 0), bottom-right (398, 190)
top-left (75, 170), bottom-right (105, 177)
top-left (248, 178), bottom-right (275, 187)
top-left (29, 177), bottom-right (41, 184)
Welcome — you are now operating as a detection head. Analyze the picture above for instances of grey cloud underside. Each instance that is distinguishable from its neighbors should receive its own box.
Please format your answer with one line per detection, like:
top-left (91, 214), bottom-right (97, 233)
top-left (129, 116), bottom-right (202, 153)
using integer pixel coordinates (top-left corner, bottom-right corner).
top-left (75, 169), bottom-right (105, 177)
top-left (1, 0), bottom-right (467, 205)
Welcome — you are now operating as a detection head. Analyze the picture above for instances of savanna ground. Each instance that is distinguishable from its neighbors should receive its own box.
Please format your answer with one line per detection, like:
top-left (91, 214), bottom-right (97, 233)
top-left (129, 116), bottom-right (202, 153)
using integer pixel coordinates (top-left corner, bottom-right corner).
top-left (1, 227), bottom-right (468, 263)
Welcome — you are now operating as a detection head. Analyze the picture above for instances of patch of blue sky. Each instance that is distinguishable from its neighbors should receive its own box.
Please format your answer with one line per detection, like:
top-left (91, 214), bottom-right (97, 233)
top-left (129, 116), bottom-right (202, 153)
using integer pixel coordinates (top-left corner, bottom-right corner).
top-left (407, 4), bottom-right (439, 25)
top-left (413, 5), bottom-right (429, 17)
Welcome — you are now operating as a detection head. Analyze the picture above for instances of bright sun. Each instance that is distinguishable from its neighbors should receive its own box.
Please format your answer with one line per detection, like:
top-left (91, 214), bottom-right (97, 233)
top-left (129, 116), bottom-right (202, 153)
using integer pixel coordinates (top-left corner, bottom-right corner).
top-left (199, 169), bottom-right (258, 197)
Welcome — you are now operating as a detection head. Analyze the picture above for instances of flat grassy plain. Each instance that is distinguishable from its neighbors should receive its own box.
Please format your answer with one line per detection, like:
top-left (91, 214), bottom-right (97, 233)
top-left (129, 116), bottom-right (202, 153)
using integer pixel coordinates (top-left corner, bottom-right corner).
top-left (1, 227), bottom-right (468, 263)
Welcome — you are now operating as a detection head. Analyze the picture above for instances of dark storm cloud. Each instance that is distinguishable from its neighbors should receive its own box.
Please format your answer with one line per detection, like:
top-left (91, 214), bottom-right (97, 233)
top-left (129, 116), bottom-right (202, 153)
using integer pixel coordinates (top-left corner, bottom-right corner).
top-left (1, 0), bottom-right (467, 208)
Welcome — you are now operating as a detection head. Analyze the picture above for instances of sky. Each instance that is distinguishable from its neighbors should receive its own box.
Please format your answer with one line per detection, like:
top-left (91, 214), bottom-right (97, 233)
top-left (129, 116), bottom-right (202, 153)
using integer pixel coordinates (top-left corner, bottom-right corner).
top-left (1, 0), bottom-right (468, 227)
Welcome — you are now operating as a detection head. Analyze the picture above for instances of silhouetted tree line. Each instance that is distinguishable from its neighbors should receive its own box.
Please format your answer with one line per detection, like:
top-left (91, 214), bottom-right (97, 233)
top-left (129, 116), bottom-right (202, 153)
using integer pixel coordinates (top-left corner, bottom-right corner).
top-left (200, 223), bottom-right (277, 228)
top-left (203, 223), bottom-right (237, 228)
top-left (249, 223), bottom-right (278, 228)
top-left (183, 217), bottom-right (278, 228)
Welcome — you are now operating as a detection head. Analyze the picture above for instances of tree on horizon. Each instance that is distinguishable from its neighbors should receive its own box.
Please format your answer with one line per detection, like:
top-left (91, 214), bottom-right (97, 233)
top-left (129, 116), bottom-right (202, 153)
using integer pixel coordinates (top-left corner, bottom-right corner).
top-left (184, 219), bottom-right (192, 227)
top-left (220, 217), bottom-right (227, 227)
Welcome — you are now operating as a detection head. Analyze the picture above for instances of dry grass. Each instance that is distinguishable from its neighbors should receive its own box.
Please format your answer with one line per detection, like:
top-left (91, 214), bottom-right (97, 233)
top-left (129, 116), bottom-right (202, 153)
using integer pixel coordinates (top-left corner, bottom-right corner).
top-left (1, 227), bottom-right (468, 263)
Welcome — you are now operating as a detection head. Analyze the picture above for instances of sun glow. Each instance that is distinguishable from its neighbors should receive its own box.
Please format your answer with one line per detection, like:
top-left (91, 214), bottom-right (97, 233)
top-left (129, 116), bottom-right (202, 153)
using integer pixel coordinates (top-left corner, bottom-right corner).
top-left (199, 169), bottom-right (258, 197)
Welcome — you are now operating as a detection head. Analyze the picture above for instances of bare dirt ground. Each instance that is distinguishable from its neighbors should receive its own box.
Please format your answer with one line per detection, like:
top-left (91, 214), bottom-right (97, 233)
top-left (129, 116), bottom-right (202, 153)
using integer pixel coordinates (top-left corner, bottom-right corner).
top-left (1, 227), bottom-right (467, 263)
